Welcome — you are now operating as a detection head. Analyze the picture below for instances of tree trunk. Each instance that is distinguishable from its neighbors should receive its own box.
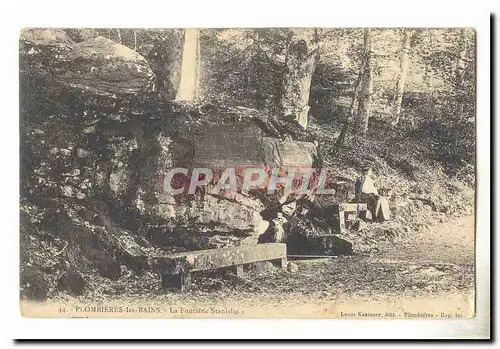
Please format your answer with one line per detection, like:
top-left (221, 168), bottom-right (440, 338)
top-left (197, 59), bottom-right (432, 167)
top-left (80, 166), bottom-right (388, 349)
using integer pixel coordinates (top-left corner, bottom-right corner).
top-left (335, 53), bottom-right (366, 147)
top-left (456, 28), bottom-right (468, 88)
top-left (356, 28), bottom-right (373, 136)
top-left (392, 29), bottom-right (412, 126)
top-left (175, 29), bottom-right (201, 101)
top-left (116, 28), bottom-right (122, 44)
top-left (455, 28), bottom-right (468, 116)
top-left (281, 29), bottom-right (318, 129)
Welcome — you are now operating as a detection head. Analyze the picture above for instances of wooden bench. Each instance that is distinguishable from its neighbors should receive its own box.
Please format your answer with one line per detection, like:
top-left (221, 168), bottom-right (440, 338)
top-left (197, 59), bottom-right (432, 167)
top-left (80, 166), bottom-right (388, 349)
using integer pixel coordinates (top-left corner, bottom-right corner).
top-left (153, 243), bottom-right (287, 291)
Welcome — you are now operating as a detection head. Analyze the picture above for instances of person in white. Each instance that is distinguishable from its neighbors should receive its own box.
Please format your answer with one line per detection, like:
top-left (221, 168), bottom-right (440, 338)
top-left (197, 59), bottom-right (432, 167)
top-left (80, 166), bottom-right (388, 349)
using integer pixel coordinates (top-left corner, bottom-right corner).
top-left (355, 166), bottom-right (390, 222)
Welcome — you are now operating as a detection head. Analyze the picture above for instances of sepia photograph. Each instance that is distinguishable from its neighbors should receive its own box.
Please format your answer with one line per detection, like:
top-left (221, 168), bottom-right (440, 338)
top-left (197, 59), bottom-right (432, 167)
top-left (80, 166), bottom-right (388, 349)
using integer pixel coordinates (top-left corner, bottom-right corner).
top-left (18, 25), bottom-right (480, 323)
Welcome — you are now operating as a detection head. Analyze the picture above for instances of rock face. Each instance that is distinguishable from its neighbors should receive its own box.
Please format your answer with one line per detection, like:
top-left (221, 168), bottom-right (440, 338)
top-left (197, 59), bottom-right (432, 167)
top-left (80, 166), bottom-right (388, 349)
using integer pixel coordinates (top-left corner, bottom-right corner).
top-left (261, 137), bottom-right (318, 167)
top-left (19, 28), bottom-right (327, 299)
top-left (20, 28), bottom-right (163, 299)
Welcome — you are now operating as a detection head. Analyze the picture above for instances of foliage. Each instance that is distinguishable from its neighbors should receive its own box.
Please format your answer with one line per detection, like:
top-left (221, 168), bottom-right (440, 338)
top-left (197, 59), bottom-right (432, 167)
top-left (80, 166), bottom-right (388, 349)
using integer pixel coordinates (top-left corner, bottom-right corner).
top-left (88, 28), bottom-right (475, 170)
top-left (200, 29), bottom-right (288, 112)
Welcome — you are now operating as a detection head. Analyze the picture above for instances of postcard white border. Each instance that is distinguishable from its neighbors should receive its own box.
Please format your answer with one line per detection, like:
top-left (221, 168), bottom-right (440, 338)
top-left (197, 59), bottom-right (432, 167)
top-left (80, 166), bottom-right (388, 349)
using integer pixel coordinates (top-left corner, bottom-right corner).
top-left (1, 0), bottom-right (492, 341)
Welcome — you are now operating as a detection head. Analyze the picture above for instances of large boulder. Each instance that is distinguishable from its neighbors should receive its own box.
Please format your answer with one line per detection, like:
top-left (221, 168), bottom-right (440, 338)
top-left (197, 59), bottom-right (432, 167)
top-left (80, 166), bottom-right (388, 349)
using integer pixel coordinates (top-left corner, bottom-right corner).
top-left (261, 137), bottom-right (318, 167)
top-left (100, 109), bottom-right (322, 249)
top-left (128, 119), bottom-right (320, 247)
top-left (157, 193), bottom-right (264, 234)
top-left (20, 28), bottom-right (154, 96)
top-left (59, 36), bottom-right (154, 94)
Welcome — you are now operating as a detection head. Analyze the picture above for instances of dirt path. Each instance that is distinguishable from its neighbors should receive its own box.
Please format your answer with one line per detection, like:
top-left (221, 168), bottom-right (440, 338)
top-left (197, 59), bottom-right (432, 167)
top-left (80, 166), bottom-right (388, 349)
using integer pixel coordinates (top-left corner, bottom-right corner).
top-left (377, 215), bottom-right (475, 265)
top-left (160, 214), bottom-right (476, 315)
top-left (30, 215), bottom-right (475, 318)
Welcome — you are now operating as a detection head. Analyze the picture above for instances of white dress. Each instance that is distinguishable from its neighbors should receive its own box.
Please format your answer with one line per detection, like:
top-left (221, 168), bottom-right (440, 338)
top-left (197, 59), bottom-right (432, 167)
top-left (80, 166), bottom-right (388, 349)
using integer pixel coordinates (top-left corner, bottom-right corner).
top-left (358, 175), bottom-right (379, 197)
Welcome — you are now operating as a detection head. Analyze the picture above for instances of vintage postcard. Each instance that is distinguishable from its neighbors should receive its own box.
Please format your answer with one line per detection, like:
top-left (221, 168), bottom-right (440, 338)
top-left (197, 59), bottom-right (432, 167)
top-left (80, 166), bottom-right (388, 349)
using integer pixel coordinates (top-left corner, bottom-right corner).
top-left (19, 27), bottom-right (478, 322)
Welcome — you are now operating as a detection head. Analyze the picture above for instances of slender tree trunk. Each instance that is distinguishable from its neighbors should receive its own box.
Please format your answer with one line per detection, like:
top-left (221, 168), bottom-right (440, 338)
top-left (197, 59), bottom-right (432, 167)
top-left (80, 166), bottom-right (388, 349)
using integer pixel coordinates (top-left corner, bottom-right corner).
top-left (175, 29), bottom-right (201, 101)
top-left (335, 53), bottom-right (365, 147)
top-left (116, 28), bottom-right (122, 44)
top-left (392, 29), bottom-right (412, 126)
top-left (313, 28), bottom-right (321, 61)
top-left (281, 29), bottom-right (318, 129)
top-left (455, 28), bottom-right (468, 116)
top-left (356, 28), bottom-right (373, 136)
top-left (456, 28), bottom-right (468, 88)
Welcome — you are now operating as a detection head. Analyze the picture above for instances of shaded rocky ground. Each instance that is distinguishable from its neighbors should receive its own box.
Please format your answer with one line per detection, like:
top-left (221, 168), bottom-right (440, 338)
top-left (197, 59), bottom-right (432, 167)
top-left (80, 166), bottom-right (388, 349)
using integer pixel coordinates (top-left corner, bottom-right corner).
top-left (19, 28), bottom-right (343, 300)
top-left (40, 214), bottom-right (474, 316)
